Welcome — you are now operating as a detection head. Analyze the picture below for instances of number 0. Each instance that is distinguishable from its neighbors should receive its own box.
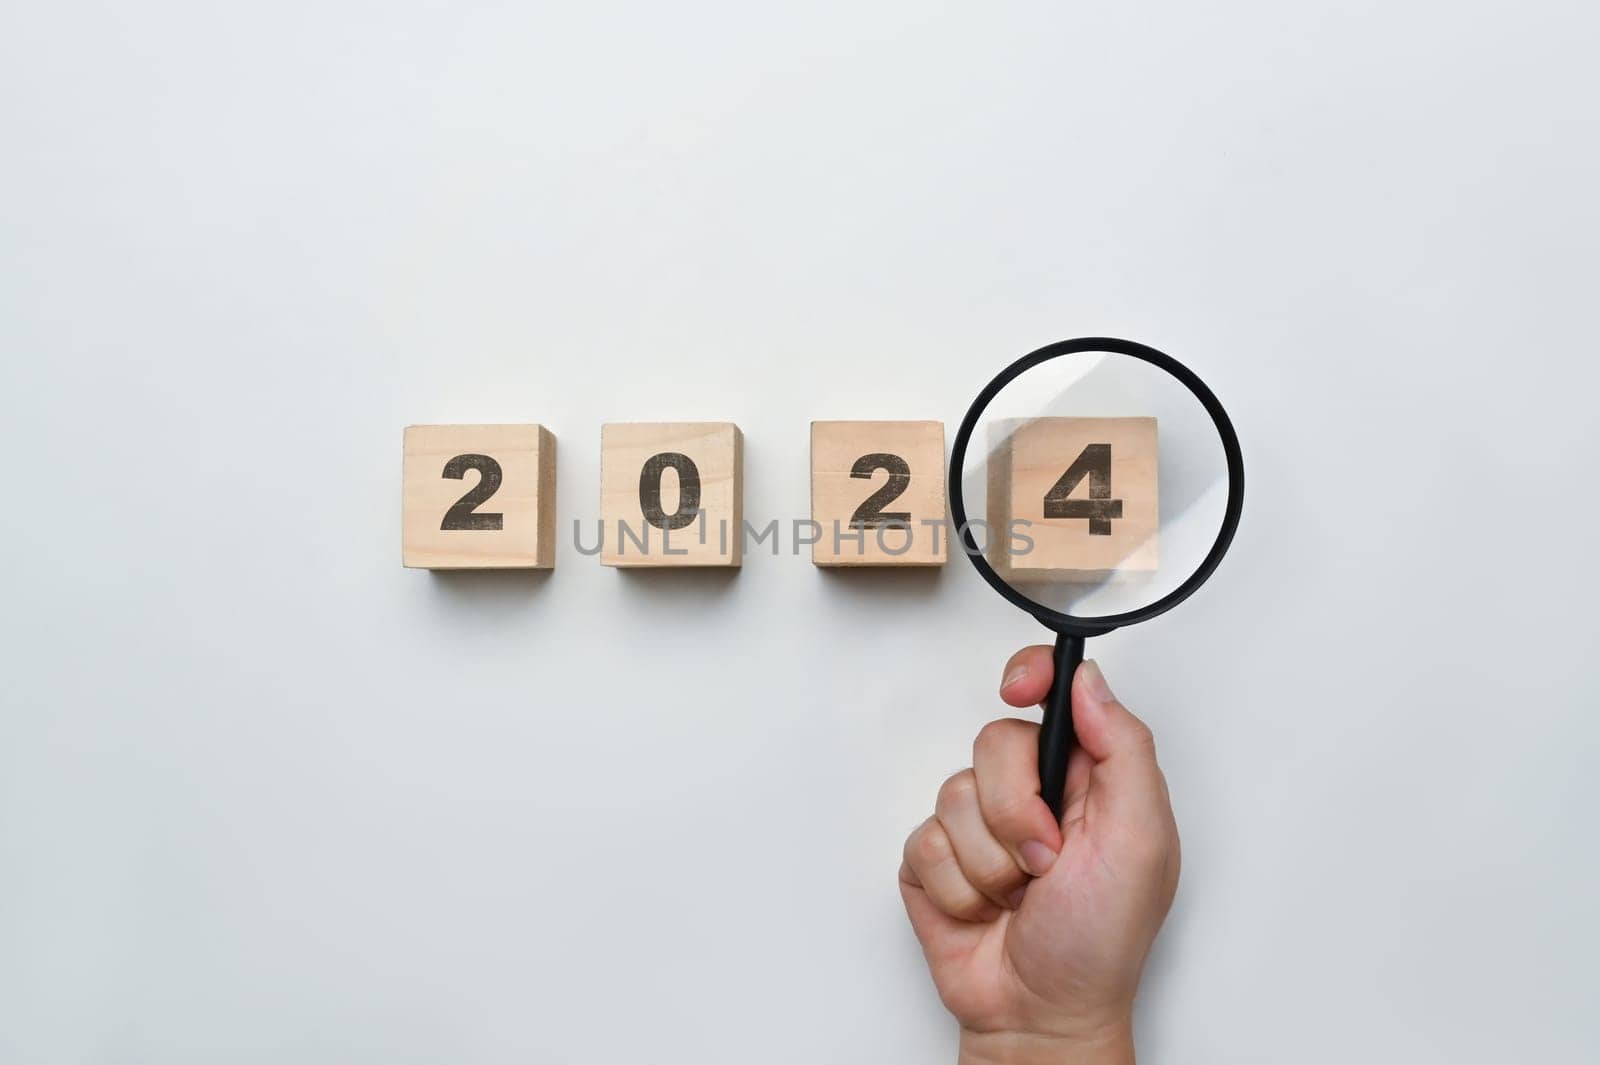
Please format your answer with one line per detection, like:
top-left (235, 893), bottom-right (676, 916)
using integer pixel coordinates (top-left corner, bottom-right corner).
top-left (639, 452), bottom-right (702, 531)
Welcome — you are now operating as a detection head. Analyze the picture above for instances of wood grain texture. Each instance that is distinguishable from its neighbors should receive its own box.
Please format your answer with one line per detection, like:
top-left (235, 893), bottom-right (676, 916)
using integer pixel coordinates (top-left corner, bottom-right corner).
top-left (810, 420), bottom-right (947, 566)
top-left (600, 422), bottom-right (742, 567)
top-left (402, 424), bottom-right (556, 569)
top-left (986, 417), bottom-right (1157, 581)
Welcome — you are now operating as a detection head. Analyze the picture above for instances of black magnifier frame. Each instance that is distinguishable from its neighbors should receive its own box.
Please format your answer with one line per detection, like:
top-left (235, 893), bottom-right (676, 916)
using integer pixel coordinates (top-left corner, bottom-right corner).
top-left (948, 336), bottom-right (1245, 819)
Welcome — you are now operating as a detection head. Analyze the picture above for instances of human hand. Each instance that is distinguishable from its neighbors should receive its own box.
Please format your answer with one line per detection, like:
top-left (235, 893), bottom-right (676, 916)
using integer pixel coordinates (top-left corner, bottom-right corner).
top-left (899, 651), bottom-right (1180, 1065)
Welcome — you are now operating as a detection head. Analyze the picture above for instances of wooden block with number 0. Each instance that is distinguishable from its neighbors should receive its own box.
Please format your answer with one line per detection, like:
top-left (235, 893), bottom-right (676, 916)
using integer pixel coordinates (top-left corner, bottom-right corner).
top-left (810, 420), bottom-right (947, 566)
top-left (600, 422), bottom-right (743, 567)
top-left (402, 424), bottom-right (557, 569)
top-left (987, 417), bottom-right (1158, 580)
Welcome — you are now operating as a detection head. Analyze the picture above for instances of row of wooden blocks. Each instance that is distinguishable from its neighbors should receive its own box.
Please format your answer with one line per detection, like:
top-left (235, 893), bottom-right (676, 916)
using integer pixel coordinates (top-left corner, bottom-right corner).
top-left (402, 420), bottom-right (1158, 573)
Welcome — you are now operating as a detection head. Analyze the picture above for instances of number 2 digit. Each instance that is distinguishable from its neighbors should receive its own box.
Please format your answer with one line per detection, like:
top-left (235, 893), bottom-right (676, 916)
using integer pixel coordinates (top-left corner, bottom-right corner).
top-left (1043, 443), bottom-right (1121, 535)
top-left (849, 452), bottom-right (912, 527)
top-left (439, 454), bottom-right (504, 530)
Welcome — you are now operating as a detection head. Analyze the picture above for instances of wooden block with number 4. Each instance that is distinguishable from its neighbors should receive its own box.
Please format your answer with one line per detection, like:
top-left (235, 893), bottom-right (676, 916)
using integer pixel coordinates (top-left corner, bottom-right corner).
top-left (987, 417), bottom-right (1157, 580)
top-left (810, 420), bottom-right (947, 566)
top-left (402, 424), bottom-right (557, 569)
top-left (600, 422), bottom-right (743, 567)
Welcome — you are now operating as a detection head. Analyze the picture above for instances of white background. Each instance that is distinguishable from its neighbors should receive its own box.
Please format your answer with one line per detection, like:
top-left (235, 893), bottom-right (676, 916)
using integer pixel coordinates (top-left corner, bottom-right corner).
top-left (3, 2), bottom-right (1597, 1062)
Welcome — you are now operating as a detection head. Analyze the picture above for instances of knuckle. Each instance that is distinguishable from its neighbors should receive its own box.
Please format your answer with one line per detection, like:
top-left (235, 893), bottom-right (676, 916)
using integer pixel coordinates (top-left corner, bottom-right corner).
top-left (971, 721), bottom-right (1000, 759)
top-left (905, 821), bottom-right (953, 869)
top-left (948, 891), bottom-right (997, 922)
top-left (972, 717), bottom-right (1029, 760)
top-left (935, 770), bottom-right (978, 815)
top-left (981, 789), bottom-right (1042, 839)
top-left (947, 895), bottom-right (985, 921)
top-left (1126, 716), bottom-right (1157, 754)
top-left (968, 855), bottom-right (1023, 896)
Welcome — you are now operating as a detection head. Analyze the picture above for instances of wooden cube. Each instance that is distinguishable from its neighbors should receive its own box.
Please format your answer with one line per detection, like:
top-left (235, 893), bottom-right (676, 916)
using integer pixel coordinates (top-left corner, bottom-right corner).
top-left (810, 420), bottom-right (947, 566)
top-left (402, 424), bottom-right (557, 569)
top-left (986, 417), bottom-right (1157, 580)
top-left (600, 422), bottom-right (743, 567)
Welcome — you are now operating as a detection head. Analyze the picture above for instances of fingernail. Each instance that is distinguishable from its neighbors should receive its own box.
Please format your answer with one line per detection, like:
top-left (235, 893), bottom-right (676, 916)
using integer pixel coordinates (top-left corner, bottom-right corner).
top-left (1000, 663), bottom-right (1028, 693)
top-left (1080, 659), bottom-right (1115, 705)
top-left (1020, 840), bottom-right (1057, 876)
top-left (1007, 886), bottom-right (1027, 909)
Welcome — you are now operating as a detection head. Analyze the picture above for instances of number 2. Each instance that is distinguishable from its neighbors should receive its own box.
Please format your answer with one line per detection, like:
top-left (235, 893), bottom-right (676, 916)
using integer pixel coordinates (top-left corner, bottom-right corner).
top-left (849, 452), bottom-right (912, 527)
top-left (1044, 443), bottom-right (1121, 535)
top-left (440, 454), bottom-right (504, 530)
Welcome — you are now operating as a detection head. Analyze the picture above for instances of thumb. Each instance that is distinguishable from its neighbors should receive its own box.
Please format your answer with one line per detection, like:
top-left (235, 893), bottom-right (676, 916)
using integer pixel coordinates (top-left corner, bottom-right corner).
top-left (1071, 660), bottom-right (1171, 827)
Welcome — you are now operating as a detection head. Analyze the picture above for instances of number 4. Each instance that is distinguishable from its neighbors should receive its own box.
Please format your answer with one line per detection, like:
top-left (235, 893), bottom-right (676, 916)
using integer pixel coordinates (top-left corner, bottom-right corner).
top-left (1043, 443), bottom-right (1122, 535)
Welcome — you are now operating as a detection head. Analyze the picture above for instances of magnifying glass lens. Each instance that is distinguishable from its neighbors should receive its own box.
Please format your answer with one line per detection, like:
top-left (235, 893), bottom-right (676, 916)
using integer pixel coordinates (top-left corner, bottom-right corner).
top-left (961, 350), bottom-right (1233, 621)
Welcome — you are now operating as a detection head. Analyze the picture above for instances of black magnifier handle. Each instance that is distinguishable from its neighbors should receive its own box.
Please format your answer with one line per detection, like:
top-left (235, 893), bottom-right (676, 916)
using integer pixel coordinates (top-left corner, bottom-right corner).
top-left (1039, 631), bottom-right (1085, 822)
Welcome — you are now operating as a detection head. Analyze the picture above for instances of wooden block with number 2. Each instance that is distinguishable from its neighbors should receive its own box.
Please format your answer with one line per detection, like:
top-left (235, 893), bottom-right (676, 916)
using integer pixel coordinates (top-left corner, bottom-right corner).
top-left (987, 417), bottom-right (1158, 580)
top-left (402, 424), bottom-right (557, 569)
top-left (810, 420), bottom-right (947, 566)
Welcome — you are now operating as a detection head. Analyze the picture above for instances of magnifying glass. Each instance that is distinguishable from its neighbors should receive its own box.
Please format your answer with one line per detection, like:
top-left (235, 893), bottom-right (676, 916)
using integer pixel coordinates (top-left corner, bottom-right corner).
top-left (948, 337), bottom-right (1244, 819)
